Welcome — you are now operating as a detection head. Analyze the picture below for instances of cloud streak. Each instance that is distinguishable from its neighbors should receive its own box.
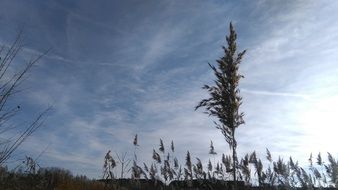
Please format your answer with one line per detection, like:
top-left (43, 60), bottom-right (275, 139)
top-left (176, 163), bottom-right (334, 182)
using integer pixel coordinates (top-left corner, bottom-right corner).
top-left (0, 0), bottom-right (338, 178)
top-left (241, 88), bottom-right (311, 100)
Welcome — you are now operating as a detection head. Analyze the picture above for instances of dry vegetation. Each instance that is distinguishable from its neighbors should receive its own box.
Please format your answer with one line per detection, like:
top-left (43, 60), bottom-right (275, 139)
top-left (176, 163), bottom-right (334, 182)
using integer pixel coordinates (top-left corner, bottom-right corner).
top-left (1, 140), bottom-right (337, 189)
top-left (101, 136), bottom-right (338, 189)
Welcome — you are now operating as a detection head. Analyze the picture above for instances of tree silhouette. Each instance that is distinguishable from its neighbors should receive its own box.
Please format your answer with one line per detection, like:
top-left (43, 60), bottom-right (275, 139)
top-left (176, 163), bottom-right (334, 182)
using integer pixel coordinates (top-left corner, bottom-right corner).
top-left (0, 32), bottom-right (50, 165)
top-left (196, 22), bottom-right (246, 188)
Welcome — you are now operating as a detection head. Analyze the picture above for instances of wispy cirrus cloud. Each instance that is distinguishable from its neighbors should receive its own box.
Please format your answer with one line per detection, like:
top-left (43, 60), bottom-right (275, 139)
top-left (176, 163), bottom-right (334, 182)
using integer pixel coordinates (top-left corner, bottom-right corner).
top-left (241, 88), bottom-right (311, 100)
top-left (1, 0), bottom-right (338, 178)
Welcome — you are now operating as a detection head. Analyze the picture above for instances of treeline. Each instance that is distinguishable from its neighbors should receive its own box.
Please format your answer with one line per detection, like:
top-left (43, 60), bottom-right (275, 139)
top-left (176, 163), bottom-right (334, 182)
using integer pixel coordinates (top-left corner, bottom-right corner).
top-left (0, 166), bottom-right (105, 190)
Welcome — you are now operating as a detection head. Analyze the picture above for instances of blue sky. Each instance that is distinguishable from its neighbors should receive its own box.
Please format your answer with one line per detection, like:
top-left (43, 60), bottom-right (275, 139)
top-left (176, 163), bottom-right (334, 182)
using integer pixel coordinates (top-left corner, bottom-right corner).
top-left (0, 0), bottom-right (338, 178)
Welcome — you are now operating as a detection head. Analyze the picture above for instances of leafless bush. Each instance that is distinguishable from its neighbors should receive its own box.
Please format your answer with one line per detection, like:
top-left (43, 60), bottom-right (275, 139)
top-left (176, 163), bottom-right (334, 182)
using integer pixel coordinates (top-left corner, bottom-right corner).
top-left (0, 32), bottom-right (50, 165)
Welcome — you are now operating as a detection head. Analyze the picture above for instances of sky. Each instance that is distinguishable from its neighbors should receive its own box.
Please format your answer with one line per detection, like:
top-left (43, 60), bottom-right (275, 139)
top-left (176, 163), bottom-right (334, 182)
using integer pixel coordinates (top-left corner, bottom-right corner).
top-left (0, 0), bottom-right (338, 179)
